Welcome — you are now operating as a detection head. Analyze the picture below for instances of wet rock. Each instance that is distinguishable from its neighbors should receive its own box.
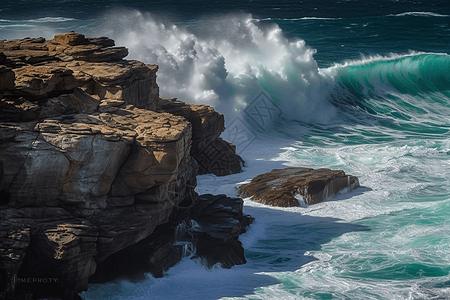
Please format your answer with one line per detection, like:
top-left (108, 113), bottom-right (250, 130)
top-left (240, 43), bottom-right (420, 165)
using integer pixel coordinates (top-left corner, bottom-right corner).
top-left (238, 167), bottom-right (360, 207)
top-left (90, 194), bottom-right (254, 282)
top-left (188, 194), bottom-right (254, 268)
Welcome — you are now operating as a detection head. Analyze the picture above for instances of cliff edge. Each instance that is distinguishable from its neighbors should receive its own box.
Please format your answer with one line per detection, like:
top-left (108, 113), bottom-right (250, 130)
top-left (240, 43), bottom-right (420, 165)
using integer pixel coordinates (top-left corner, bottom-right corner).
top-left (0, 32), bottom-right (248, 299)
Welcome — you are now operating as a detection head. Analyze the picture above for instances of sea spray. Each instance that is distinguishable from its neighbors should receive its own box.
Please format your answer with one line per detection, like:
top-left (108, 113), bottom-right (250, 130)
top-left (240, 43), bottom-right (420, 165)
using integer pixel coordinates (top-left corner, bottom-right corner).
top-left (173, 220), bottom-right (200, 259)
top-left (96, 10), bottom-right (338, 125)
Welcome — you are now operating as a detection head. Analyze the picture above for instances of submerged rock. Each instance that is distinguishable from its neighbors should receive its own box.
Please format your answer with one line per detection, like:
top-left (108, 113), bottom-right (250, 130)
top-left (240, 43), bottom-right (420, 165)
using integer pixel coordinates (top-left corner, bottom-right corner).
top-left (238, 167), bottom-right (360, 207)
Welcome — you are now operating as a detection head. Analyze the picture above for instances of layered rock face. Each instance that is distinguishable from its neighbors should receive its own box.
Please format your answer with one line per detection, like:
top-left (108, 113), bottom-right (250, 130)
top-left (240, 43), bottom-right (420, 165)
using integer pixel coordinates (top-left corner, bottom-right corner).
top-left (0, 32), bottom-right (246, 299)
top-left (238, 167), bottom-right (360, 207)
top-left (159, 98), bottom-right (244, 176)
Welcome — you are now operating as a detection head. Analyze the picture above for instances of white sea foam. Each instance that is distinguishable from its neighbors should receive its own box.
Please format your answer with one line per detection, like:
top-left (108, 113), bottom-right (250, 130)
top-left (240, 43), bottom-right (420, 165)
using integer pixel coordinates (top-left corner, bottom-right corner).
top-left (95, 10), bottom-right (338, 124)
top-left (0, 24), bottom-right (35, 28)
top-left (28, 17), bottom-right (76, 22)
top-left (264, 17), bottom-right (343, 21)
top-left (300, 17), bottom-right (343, 20)
top-left (322, 51), bottom-right (448, 74)
top-left (389, 12), bottom-right (450, 18)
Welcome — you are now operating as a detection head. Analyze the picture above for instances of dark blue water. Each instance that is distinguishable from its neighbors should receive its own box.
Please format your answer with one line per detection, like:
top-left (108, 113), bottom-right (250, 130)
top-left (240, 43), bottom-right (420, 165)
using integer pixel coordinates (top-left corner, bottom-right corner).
top-left (1, 0), bottom-right (450, 20)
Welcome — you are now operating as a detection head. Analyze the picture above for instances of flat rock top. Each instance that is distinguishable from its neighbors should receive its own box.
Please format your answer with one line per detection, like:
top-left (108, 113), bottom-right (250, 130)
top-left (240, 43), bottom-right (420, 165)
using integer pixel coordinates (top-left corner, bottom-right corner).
top-left (238, 167), bottom-right (359, 207)
top-left (0, 32), bottom-right (171, 143)
top-left (0, 32), bottom-right (128, 64)
top-left (27, 104), bottom-right (190, 145)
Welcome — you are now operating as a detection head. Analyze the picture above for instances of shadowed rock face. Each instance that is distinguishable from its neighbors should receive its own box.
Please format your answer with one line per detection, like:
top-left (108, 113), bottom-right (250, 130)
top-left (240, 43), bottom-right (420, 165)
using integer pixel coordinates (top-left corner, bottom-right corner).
top-left (238, 167), bottom-right (360, 207)
top-left (90, 194), bottom-right (254, 282)
top-left (0, 32), bottom-right (246, 300)
top-left (158, 98), bottom-right (244, 176)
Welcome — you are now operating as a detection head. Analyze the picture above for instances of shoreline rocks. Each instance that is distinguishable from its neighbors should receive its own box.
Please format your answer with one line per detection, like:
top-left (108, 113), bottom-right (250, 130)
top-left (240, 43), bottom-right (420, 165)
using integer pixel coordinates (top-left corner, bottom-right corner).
top-left (238, 167), bottom-right (360, 207)
top-left (0, 32), bottom-right (247, 299)
top-left (158, 97), bottom-right (244, 176)
top-left (89, 194), bottom-right (253, 283)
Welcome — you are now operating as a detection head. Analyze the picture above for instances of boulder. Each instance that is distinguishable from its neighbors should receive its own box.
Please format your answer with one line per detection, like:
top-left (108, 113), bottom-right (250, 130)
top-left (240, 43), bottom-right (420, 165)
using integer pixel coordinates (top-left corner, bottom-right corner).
top-left (238, 167), bottom-right (360, 207)
top-left (53, 32), bottom-right (86, 46)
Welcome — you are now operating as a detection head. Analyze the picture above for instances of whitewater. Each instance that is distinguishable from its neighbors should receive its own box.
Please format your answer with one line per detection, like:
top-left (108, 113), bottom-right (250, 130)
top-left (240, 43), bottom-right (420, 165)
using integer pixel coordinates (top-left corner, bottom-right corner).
top-left (2, 2), bottom-right (450, 299)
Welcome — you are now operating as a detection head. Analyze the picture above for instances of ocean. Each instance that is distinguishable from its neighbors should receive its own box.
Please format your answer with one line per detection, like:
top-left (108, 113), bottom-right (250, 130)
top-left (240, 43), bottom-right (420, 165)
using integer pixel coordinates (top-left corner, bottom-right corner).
top-left (2, 1), bottom-right (450, 299)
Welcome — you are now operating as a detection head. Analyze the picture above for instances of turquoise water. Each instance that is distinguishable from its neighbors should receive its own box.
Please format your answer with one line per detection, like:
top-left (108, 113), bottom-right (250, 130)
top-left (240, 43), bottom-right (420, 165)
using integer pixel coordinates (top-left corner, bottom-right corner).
top-left (2, 1), bottom-right (450, 299)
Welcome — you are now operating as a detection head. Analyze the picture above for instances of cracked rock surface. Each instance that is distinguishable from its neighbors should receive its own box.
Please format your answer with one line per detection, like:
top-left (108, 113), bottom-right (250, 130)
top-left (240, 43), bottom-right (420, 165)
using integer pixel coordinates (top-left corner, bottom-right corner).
top-left (0, 32), bottom-right (246, 299)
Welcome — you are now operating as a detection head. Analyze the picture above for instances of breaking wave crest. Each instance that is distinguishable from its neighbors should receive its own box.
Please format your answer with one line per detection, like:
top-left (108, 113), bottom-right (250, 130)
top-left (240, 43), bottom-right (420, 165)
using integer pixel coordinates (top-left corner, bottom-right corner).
top-left (389, 11), bottom-right (450, 17)
top-left (323, 53), bottom-right (450, 130)
top-left (96, 10), bottom-right (338, 124)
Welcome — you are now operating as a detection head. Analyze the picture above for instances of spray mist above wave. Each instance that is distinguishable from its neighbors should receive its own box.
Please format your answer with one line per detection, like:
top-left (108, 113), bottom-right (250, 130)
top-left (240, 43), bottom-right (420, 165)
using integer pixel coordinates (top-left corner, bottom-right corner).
top-left (96, 10), bottom-right (337, 125)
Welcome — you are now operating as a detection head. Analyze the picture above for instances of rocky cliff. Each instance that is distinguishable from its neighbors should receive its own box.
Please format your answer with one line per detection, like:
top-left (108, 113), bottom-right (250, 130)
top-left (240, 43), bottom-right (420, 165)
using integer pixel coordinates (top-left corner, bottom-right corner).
top-left (0, 32), bottom-right (248, 300)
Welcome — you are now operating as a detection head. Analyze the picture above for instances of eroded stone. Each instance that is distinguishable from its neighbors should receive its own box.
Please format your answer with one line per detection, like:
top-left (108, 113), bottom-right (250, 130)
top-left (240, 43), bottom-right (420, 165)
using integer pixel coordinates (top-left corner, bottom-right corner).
top-left (238, 167), bottom-right (360, 207)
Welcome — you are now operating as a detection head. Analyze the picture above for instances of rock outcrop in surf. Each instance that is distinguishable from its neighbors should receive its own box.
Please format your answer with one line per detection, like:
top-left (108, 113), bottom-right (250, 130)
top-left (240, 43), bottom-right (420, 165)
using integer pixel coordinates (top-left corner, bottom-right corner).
top-left (238, 167), bottom-right (360, 207)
